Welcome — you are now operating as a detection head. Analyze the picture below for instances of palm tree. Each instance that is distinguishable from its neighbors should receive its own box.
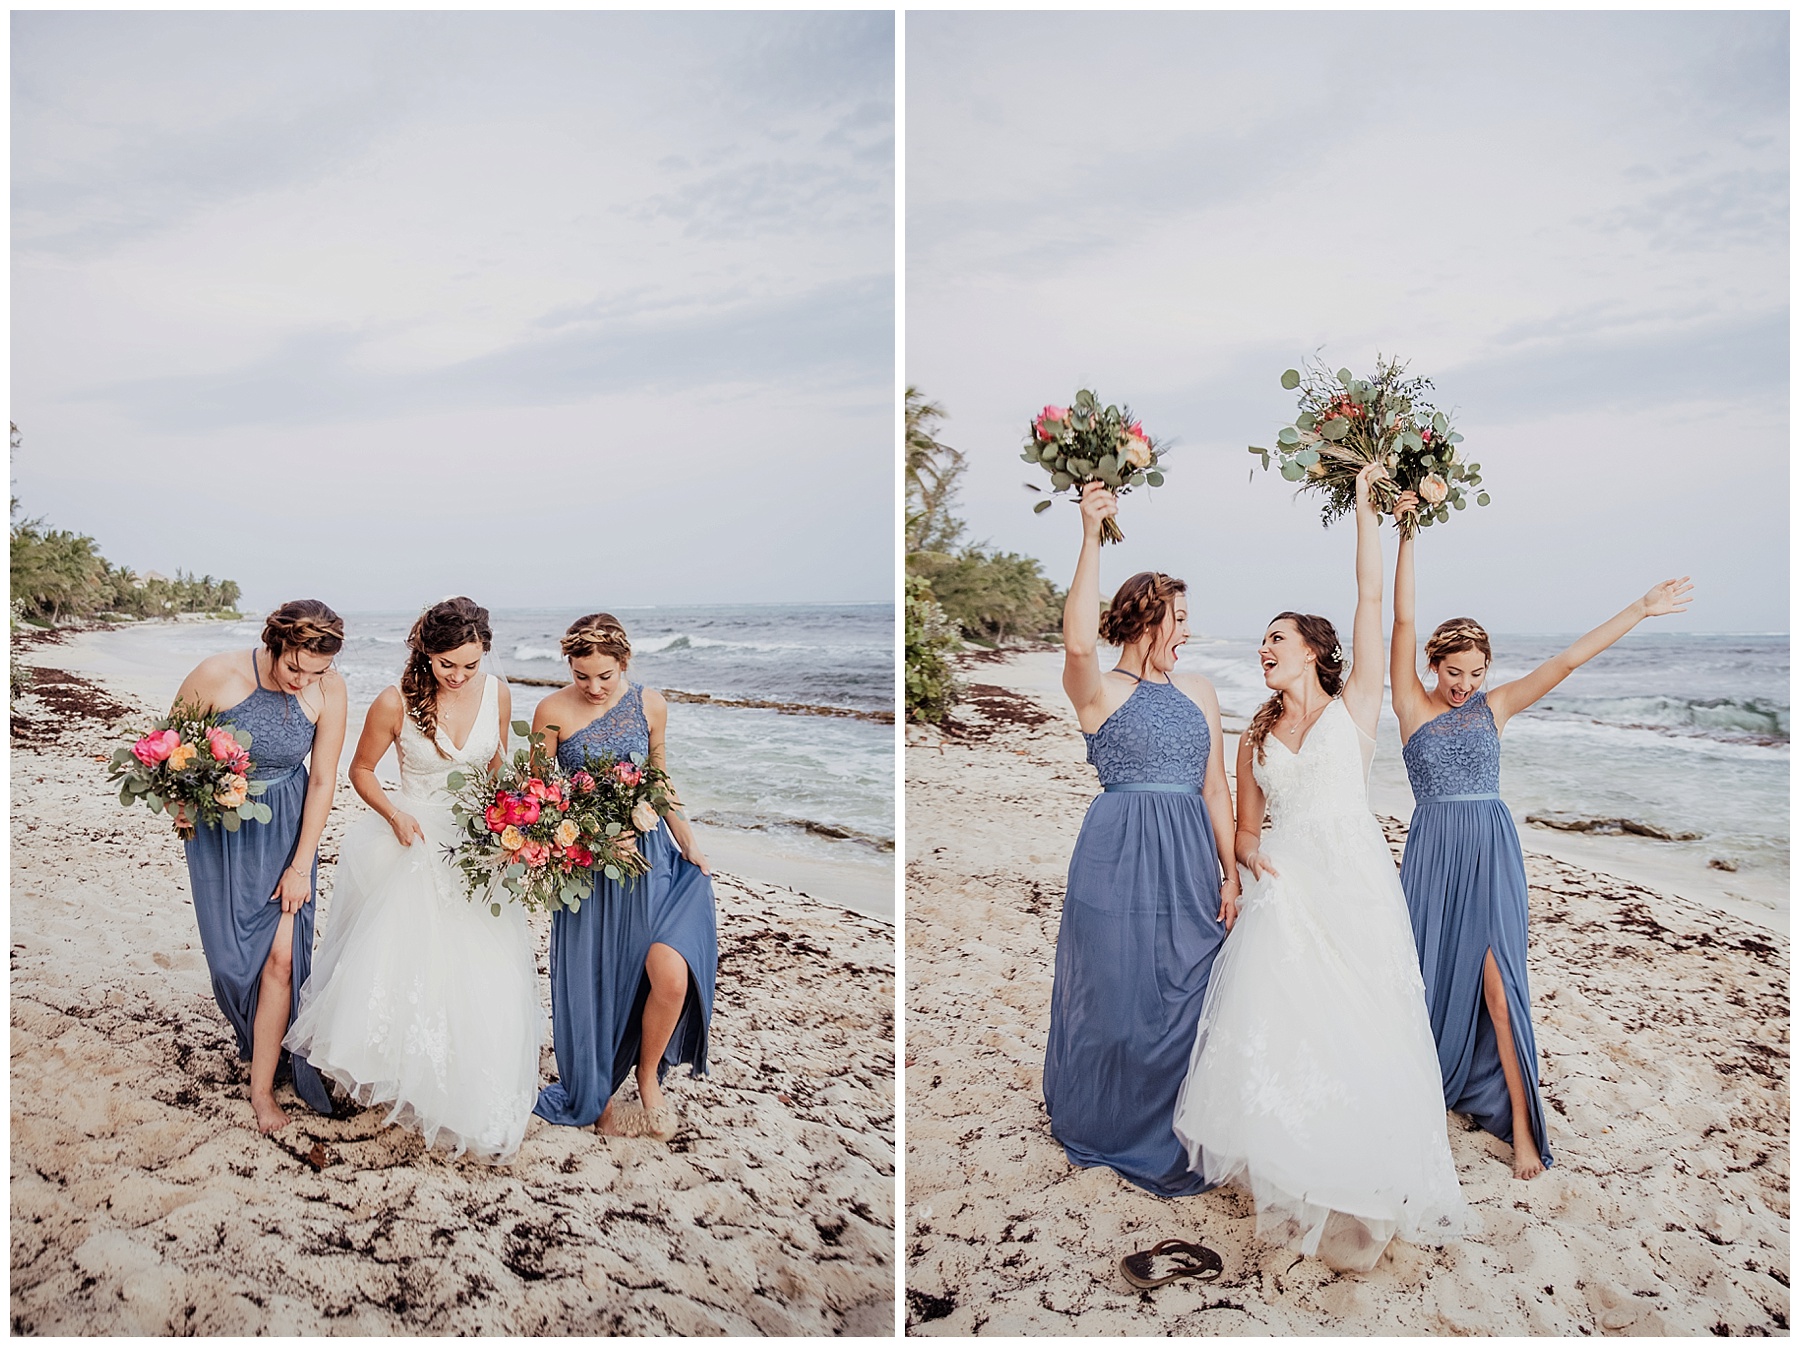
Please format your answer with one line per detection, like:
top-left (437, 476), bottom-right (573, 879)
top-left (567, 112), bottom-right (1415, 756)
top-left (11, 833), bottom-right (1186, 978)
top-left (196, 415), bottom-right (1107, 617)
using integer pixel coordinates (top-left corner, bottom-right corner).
top-left (905, 385), bottom-right (965, 555)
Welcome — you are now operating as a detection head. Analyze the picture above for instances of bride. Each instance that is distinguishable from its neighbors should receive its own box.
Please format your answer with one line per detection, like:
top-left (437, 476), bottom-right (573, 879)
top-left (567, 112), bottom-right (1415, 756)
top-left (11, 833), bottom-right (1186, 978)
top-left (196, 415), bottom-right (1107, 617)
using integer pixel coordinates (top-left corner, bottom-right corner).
top-left (285, 597), bottom-right (545, 1163)
top-left (1172, 465), bottom-right (1472, 1271)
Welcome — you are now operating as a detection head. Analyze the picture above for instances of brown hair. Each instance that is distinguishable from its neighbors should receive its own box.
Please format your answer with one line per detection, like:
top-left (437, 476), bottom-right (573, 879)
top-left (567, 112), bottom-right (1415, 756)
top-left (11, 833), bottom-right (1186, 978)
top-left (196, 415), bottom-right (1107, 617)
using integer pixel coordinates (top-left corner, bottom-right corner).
top-left (1099, 572), bottom-right (1187, 648)
top-left (1425, 618), bottom-right (1492, 669)
top-left (401, 597), bottom-right (492, 752)
top-left (1245, 612), bottom-right (1347, 762)
top-left (560, 612), bottom-right (632, 667)
top-left (262, 600), bottom-right (344, 661)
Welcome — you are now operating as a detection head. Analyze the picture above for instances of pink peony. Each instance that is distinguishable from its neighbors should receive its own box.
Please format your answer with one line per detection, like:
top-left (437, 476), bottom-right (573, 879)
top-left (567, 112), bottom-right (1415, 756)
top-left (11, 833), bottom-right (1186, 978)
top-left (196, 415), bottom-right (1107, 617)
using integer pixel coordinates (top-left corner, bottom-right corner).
top-left (484, 804), bottom-right (508, 832)
top-left (612, 761), bottom-right (642, 787)
top-left (570, 771), bottom-right (595, 794)
top-left (206, 728), bottom-right (242, 761)
top-left (515, 841), bottom-right (550, 868)
top-left (525, 778), bottom-right (550, 801)
top-left (133, 729), bottom-right (180, 766)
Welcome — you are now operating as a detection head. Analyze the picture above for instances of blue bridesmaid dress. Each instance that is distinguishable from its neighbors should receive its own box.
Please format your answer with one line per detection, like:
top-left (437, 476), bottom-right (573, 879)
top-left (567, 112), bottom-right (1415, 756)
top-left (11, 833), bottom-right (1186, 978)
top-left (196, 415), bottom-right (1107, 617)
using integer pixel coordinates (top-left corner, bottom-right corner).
top-left (1400, 689), bottom-right (1553, 1170)
top-left (534, 683), bottom-right (719, 1127)
top-left (182, 652), bottom-right (332, 1115)
top-left (1042, 672), bottom-right (1226, 1197)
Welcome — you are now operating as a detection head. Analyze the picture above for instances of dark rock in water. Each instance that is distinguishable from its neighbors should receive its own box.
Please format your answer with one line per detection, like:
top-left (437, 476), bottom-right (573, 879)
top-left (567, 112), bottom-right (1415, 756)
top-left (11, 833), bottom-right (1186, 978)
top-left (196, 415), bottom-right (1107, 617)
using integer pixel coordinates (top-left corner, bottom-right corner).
top-left (1525, 812), bottom-right (1702, 843)
top-left (1707, 856), bottom-right (1740, 872)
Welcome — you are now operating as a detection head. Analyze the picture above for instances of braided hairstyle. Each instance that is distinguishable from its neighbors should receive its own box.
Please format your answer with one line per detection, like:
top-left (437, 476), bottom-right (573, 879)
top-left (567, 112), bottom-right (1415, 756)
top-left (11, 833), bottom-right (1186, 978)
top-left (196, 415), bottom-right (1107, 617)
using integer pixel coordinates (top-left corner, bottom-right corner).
top-left (401, 597), bottom-right (492, 752)
top-left (262, 600), bottom-right (345, 661)
top-left (560, 612), bottom-right (632, 667)
top-left (1099, 572), bottom-right (1187, 649)
top-left (1245, 612), bottom-right (1346, 762)
top-left (1425, 617), bottom-right (1492, 669)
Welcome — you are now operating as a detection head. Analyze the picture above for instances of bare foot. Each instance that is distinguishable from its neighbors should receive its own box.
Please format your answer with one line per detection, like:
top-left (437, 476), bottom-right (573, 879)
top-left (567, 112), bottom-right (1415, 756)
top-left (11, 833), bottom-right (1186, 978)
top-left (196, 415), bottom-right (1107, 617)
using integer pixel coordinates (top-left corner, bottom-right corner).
top-left (250, 1092), bottom-right (289, 1134)
top-left (1513, 1146), bottom-right (1545, 1181)
top-left (638, 1072), bottom-right (665, 1115)
top-left (595, 1101), bottom-right (640, 1136)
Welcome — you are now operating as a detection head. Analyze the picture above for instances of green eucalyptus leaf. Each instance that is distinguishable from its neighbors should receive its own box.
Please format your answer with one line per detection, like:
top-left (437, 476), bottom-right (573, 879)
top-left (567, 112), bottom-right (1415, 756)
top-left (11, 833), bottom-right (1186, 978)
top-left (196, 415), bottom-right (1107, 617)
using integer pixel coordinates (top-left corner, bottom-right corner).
top-left (1277, 426), bottom-right (1300, 445)
top-left (604, 865), bottom-right (622, 882)
top-left (1295, 449), bottom-right (1319, 467)
top-left (118, 785), bottom-right (134, 807)
top-left (1432, 412), bottom-right (1448, 434)
top-left (606, 821), bottom-right (622, 836)
top-left (1130, 472), bottom-right (1147, 486)
top-left (446, 771), bottom-right (467, 790)
top-left (1453, 496), bottom-right (1467, 510)
top-left (147, 793), bottom-right (163, 812)
top-left (221, 811), bottom-right (241, 832)
top-left (236, 802), bottom-right (256, 820)
top-left (1295, 411), bottom-right (1316, 431)
top-left (1280, 461), bottom-right (1305, 481)
top-left (1477, 492), bottom-right (1491, 506)
top-left (1280, 369), bottom-right (1301, 390)
top-left (1336, 367), bottom-right (1353, 386)
top-left (512, 720), bottom-right (531, 737)
top-left (492, 903), bottom-right (503, 917)
top-left (1050, 471), bottom-right (1074, 490)
top-left (1145, 470), bottom-right (1164, 487)
top-left (1033, 499), bottom-right (1052, 514)
top-left (235, 728), bottom-right (253, 751)
top-left (1321, 418), bottom-right (1349, 441)
top-left (1248, 445), bottom-right (1266, 455)
top-left (1096, 454), bottom-right (1119, 477)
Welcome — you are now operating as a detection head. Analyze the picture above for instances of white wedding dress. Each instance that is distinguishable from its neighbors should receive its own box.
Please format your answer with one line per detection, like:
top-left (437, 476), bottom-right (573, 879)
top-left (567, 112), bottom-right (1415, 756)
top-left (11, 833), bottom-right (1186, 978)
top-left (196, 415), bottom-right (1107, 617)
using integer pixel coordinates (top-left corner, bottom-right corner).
top-left (1173, 699), bottom-right (1472, 1270)
top-left (285, 675), bottom-right (544, 1163)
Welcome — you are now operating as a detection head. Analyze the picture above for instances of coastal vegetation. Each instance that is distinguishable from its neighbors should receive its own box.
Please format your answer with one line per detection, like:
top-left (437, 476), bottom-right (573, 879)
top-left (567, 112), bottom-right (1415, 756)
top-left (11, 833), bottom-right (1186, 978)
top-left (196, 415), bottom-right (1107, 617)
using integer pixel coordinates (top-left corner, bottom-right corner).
top-left (905, 387), bottom-right (1062, 722)
top-left (10, 426), bottom-right (242, 626)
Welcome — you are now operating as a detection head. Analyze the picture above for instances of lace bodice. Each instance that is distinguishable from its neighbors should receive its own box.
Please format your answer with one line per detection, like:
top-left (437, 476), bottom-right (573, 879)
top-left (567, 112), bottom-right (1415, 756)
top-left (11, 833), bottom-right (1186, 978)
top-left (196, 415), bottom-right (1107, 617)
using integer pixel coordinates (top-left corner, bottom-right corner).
top-left (1083, 677), bottom-right (1209, 787)
top-left (556, 683), bottom-right (650, 773)
top-left (397, 675), bottom-right (502, 804)
top-left (1401, 691), bottom-right (1501, 800)
top-left (1251, 699), bottom-right (1376, 828)
top-left (219, 651), bottom-right (316, 777)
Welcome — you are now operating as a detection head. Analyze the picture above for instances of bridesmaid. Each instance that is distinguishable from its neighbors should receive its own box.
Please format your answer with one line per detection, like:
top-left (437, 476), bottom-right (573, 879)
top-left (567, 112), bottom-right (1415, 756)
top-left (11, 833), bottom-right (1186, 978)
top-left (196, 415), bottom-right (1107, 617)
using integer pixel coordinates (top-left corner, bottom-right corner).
top-left (1042, 483), bottom-right (1239, 1196)
top-left (168, 600), bottom-right (348, 1132)
top-left (531, 613), bottom-right (719, 1141)
top-left (1391, 497), bottom-right (1693, 1178)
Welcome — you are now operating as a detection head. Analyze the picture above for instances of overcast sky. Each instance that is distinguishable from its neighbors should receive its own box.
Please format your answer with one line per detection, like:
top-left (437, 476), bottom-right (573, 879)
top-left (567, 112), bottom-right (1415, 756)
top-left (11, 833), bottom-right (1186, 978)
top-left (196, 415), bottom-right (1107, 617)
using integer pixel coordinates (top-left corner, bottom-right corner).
top-left (14, 12), bottom-right (893, 612)
top-left (909, 11), bottom-right (1787, 636)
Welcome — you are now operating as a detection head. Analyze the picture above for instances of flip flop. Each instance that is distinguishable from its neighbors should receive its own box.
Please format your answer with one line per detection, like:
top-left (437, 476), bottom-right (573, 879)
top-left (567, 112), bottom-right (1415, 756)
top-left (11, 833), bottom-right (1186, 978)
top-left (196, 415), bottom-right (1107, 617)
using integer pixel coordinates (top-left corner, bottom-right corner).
top-left (1120, 1238), bottom-right (1224, 1290)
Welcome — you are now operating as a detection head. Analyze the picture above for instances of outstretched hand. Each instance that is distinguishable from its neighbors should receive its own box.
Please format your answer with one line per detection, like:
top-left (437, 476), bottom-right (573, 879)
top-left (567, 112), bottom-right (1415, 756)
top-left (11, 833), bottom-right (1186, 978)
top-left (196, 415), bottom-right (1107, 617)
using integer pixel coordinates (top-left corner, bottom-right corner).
top-left (1354, 461), bottom-right (1387, 511)
top-left (1392, 489), bottom-right (1420, 524)
top-left (1639, 576), bottom-right (1694, 619)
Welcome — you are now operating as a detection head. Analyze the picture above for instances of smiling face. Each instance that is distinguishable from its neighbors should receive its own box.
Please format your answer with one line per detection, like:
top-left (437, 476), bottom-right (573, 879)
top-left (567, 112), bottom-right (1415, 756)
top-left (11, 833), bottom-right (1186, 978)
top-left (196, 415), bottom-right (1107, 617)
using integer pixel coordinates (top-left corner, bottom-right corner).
top-left (1430, 647), bottom-right (1489, 707)
top-left (569, 652), bottom-right (626, 706)
top-left (1143, 599), bottom-right (1190, 675)
top-left (271, 647), bottom-right (335, 695)
top-left (1258, 618), bottom-right (1316, 693)
top-left (428, 641), bottom-right (486, 693)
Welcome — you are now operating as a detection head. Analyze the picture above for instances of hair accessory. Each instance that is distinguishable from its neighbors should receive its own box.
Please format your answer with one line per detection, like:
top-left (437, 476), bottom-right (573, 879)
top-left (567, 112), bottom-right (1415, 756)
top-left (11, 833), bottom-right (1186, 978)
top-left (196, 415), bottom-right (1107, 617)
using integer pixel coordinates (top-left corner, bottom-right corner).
top-left (1331, 644), bottom-right (1344, 662)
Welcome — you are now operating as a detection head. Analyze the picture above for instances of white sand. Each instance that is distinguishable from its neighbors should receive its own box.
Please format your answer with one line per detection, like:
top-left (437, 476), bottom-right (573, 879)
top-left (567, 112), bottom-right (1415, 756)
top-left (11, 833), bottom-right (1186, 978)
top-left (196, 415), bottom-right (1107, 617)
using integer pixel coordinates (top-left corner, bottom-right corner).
top-left (10, 635), bottom-right (895, 1335)
top-left (903, 651), bottom-right (1789, 1336)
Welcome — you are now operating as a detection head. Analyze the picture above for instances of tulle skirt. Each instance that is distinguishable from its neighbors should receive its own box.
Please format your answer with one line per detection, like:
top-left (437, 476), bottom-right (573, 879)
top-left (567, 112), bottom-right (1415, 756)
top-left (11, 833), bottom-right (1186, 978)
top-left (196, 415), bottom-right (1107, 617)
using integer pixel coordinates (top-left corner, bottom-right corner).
top-left (1173, 812), bottom-right (1473, 1269)
top-left (285, 798), bottom-right (544, 1164)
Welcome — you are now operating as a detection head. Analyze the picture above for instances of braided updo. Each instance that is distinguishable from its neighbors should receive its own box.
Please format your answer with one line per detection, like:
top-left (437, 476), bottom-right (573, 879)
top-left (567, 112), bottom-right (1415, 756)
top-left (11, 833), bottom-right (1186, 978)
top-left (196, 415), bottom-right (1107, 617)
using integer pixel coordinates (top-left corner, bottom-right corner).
top-left (262, 600), bottom-right (344, 661)
top-left (560, 613), bottom-right (632, 667)
top-left (1099, 572), bottom-right (1187, 648)
top-left (1245, 612), bottom-right (1347, 762)
top-left (401, 597), bottom-right (492, 752)
top-left (1425, 618), bottom-right (1492, 668)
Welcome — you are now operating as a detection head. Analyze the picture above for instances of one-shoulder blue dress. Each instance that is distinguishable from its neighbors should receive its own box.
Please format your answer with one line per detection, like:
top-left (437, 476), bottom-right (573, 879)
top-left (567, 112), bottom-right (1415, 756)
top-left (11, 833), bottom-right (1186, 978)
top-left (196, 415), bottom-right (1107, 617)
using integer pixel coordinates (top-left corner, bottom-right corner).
top-left (534, 683), bottom-right (719, 1127)
top-left (1042, 673), bottom-right (1226, 1197)
top-left (182, 651), bottom-right (332, 1115)
top-left (1400, 690), bottom-right (1553, 1170)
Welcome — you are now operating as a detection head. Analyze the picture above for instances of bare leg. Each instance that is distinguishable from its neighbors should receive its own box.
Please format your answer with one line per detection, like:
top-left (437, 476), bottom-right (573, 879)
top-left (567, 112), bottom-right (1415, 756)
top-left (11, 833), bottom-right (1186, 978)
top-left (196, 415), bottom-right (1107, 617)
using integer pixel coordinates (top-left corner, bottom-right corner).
top-left (249, 911), bottom-right (295, 1134)
top-left (636, 942), bottom-right (690, 1114)
top-left (1482, 949), bottom-right (1542, 1180)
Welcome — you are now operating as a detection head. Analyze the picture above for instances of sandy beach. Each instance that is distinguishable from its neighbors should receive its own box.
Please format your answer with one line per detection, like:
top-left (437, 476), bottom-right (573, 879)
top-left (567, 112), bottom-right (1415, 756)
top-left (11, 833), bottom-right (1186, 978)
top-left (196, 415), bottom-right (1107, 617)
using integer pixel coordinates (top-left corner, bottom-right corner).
top-left (10, 627), bottom-right (895, 1335)
top-left (904, 650), bottom-right (1788, 1336)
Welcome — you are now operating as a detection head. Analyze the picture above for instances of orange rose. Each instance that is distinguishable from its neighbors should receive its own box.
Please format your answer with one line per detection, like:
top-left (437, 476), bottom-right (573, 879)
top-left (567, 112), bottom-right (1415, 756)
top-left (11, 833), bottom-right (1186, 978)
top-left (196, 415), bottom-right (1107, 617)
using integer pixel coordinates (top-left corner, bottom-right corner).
top-left (214, 773), bottom-right (249, 809)
top-left (1418, 473), bottom-right (1449, 506)
top-left (168, 742), bottom-right (198, 770)
top-left (553, 820), bottom-right (579, 847)
top-left (631, 800), bottom-right (661, 833)
top-left (500, 825), bottom-right (525, 851)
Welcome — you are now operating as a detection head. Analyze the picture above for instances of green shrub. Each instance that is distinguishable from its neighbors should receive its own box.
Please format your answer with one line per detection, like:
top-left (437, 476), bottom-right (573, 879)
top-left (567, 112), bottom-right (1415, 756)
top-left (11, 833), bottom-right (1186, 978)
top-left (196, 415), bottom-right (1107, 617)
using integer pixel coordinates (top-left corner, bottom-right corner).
top-left (905, 575), bottom-right (961, 724)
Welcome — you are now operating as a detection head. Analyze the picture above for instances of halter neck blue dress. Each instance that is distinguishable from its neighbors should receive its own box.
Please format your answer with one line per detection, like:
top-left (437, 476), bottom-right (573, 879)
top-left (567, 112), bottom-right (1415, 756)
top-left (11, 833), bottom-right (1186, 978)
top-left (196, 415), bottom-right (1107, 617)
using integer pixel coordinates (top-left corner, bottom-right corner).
top-left (534, 683), bottom-right (719, 1127)
top-left (1400, 690), bottom-right (1553, 1170)
top-left (182, 651), bottom-right (332, 1115)
top-left (1042, 673), bottom-right (1225, 1197)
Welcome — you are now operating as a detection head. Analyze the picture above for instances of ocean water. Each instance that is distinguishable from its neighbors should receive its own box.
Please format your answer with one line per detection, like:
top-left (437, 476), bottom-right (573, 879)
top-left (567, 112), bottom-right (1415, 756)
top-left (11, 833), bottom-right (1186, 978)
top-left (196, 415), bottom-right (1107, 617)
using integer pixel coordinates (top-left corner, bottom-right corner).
top-left (1177, 630), bottom-right (1789, 896)
top-left (101, 604), bottom-right (896, 913)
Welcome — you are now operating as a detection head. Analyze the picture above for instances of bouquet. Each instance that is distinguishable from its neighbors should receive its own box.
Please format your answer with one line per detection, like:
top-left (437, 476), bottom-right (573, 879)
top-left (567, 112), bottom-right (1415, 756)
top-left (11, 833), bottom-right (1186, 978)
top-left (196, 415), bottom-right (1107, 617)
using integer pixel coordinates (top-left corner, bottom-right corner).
top-left (443, 722), bottom-right (670, 916)
top-left (1248, 357), bottom-right (1490, 535)
top-left (1021, 388), bottom-right (1168, 543)
top-left (570, 748), bottom-right (681, 865)
top-left (108, 701), bottom-right (274, 841)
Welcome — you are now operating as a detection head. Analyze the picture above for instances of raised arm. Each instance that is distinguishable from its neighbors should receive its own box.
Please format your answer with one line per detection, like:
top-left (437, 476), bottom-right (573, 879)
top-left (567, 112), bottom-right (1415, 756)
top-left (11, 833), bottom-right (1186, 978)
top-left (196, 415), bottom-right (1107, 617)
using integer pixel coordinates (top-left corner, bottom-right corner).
top-left (1341, 463), bottom-right (1387, 733)
top-left (1486, 577), bottom-right (1694, 731)
top-left (1061, 483), bottom-right (1117, 718)
top-left (1388, 496), bottom-right (1430, 733)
